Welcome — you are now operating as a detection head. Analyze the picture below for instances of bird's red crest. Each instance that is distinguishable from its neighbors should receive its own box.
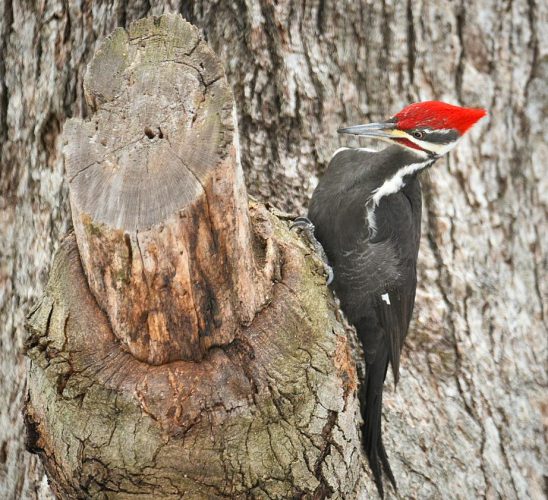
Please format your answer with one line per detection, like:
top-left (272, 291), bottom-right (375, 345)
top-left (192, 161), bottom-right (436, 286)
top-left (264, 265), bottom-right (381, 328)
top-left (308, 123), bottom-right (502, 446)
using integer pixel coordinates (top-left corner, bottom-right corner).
top-left (393, 101), bottom-right (487, 134)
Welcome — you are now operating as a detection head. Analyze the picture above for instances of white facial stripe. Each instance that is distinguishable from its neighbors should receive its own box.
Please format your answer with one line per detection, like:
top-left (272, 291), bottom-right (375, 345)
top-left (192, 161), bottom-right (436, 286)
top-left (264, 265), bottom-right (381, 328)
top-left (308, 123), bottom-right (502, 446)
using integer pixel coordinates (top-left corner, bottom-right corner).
top-left (399, 131), bottom-right (460, 155)
top-left (371, 160), bottom-right (433, 206)
top-left (421, 128), bottom-right (454, 135)
top-left (365, 158), bottom-right (432, 239)
top-left (425, 139), bottom-right (461, 155)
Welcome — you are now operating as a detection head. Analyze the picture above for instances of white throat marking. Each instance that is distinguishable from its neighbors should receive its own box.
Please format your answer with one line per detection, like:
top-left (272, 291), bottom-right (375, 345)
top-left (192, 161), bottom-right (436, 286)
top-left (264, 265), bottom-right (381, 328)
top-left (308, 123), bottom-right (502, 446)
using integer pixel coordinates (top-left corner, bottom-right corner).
top-left (371, 159), bottom-right (432, 206)
top-left (365, 159), bottom-right (433, 239)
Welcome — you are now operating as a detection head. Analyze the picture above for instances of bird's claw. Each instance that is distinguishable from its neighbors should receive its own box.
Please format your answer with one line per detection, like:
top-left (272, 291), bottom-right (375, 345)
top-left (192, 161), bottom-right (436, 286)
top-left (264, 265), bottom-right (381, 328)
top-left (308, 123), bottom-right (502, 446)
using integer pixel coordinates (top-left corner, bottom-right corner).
top-left (291, 216), bottom-right (334, 286)
top-left (290, 216), bottom-right (315, 232)
top-left (325, 265), bottom-right (334, 286)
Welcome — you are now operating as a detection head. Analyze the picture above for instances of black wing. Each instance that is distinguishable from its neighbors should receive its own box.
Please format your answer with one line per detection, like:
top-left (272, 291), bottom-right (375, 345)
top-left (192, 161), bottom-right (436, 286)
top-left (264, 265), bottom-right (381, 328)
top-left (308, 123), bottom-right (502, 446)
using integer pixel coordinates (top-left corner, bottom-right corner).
top-left (370, 180), bottom-right (421, 382)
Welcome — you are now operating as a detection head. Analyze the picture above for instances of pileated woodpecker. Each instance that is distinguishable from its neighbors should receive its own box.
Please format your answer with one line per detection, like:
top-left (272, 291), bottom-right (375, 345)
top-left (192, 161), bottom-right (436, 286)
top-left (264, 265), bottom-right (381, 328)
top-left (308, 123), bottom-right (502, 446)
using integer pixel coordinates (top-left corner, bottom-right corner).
top-left (305, 101), bottom-right (486, 497)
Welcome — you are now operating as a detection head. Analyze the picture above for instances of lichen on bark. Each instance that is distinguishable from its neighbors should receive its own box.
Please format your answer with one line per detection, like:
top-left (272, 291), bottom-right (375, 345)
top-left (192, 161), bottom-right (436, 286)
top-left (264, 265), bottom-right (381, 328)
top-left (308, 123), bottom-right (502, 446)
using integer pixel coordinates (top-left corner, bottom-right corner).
top-left (25, 204), bottom-right (366, 498)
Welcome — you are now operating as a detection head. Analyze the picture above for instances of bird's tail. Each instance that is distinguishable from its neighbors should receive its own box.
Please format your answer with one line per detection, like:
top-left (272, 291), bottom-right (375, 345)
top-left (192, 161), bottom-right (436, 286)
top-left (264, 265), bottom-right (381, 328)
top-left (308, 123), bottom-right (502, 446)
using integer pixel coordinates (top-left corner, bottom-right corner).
top-left (358, 342), bottom-right (396, 498)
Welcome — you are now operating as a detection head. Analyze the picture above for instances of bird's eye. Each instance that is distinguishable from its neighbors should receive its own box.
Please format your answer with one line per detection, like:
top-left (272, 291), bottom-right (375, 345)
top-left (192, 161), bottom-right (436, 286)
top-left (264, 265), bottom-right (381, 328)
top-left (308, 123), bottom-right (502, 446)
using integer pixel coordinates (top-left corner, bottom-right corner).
top-left (413, 131), bottom-right (424, 139)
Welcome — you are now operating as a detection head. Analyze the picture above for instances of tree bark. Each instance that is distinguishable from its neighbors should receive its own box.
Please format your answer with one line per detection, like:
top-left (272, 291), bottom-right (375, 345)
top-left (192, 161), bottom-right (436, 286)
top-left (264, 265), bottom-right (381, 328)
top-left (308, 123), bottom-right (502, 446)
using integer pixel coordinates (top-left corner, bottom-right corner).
top-left (25, 226), bottom-right (363, 498)
top-left (24, 14), bottom-right (366, 499)
top-left (1, 1), bottom-right (546, 499)
top-left (64, 16), bottom-right (270, 365)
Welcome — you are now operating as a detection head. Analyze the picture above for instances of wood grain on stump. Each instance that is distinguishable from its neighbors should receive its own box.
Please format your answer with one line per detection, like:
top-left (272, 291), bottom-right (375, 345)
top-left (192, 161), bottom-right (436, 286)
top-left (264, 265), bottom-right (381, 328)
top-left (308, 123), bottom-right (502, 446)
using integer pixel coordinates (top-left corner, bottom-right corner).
top-left (24, 15), bottom-right (366, 498)
top-left (63, 15), bottom-right (270, 365)
top-left (25, 210), bottom-right (365, 498)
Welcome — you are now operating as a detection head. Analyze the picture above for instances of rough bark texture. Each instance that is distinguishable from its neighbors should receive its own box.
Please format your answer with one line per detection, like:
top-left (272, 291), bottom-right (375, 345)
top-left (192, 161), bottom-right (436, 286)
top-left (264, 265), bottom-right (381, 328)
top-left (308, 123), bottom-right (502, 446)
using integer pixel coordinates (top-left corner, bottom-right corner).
top-left (64, 16), bottom-right (271, 364)
top-left (25, 219), bottom-right (364, 498)
top-left (1, 1), bottom-right (546, 499)
top-left (23, 15), bottom-right (364, 498)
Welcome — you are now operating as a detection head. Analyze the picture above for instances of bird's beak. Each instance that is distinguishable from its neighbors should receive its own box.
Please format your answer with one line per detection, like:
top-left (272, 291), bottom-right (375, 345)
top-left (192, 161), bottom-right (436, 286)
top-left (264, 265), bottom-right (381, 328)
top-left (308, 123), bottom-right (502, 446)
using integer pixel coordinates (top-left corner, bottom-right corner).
top-left (337, 121), bottom-right (400, 139)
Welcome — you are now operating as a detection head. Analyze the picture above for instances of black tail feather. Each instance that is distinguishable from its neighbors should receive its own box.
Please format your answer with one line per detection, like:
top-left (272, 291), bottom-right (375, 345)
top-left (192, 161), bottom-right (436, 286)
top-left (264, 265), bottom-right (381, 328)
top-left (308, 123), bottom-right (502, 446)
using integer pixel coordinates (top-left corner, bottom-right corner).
top-left (378, 438), bottom-right (397, 490)
top-left (358, 343), bottom-right (395, 498)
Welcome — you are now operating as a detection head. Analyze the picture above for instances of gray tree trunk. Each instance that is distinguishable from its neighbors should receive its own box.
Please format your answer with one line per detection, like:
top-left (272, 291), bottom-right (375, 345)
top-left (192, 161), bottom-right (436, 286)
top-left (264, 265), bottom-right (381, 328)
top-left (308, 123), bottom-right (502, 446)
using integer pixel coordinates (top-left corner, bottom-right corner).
top-left (1, 1), bottom-right (545, 499)
top-left (23, 15), bottom-right (367, 498)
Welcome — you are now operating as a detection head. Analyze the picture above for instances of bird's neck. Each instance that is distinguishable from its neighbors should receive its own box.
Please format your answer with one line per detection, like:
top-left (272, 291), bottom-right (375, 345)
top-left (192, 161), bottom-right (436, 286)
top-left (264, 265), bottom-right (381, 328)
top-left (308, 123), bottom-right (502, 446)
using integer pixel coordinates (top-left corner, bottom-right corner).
top-left (369, 146), bottom-right (435, 206)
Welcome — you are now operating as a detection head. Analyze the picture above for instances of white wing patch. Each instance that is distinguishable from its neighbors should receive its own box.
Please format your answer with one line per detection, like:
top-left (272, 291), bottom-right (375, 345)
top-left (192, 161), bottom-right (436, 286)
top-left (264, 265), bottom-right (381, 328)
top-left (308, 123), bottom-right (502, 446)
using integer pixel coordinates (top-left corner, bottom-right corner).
top-left (381, 293), bottom-right (391, 305)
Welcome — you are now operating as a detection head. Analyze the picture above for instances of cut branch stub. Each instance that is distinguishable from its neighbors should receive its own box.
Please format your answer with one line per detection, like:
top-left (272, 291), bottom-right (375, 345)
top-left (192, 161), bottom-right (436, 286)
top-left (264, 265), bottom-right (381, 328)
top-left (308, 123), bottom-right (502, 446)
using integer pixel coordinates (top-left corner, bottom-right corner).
top-left (63, 15), bottom-right (270, 365)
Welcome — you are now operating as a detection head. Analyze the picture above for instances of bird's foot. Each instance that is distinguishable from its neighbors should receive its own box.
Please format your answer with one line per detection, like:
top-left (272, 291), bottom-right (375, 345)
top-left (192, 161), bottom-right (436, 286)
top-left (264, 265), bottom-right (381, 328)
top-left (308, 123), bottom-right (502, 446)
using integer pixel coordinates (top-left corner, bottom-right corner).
top-left (325, 265), bottom-right (334, 286)
top-left (290, 217), bottom-right (334, 285)
top-left (289, 216), bottom-right (315, 232)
